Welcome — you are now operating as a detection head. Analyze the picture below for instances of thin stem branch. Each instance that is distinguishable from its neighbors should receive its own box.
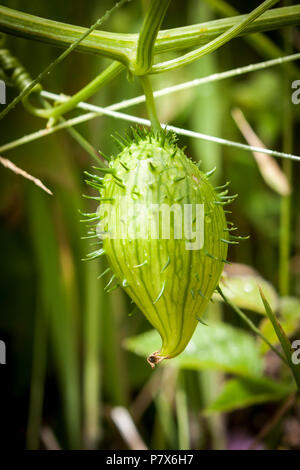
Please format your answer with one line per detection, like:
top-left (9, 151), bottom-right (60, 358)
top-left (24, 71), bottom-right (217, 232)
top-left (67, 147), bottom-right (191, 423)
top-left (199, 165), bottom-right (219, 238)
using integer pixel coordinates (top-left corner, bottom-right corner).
top-left (216, 286), bottom-right (288, 365)
top-left (151, 0), bottom-right (280, 73)
top-left (132, 0), bottom-right (169, 130)
top-left (23, 51), bottom-right (300, 124)
top-left (38, 95), bottom-right (104, 164)
top-left (2, 51), bottom-right (300, 160)
top-left (0, 0), bottom-right (129, 121)
top-left (140, 75), bottom-right (161, 132)
top-left (23, 61), bottom-right (124, 122)
top-left (203, 0), bottom-right (299, 74)
top-left (1, 87), bottom-right (300, 164)
top-left (134, 0), bottom-right (170, 75)
top-left (105, 52), bottom-right (300, 111)
top-left (259, 288), bottom-right (300, 392)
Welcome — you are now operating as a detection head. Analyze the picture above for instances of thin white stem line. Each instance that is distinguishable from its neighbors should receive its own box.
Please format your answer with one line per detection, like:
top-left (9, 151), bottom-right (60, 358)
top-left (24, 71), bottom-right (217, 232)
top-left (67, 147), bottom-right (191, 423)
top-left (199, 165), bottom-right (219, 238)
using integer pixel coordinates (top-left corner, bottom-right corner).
top-left (40, 90), bottom-right (300, 162)
top-left (1, 52), bottom-right (300, 160)
top-left (0, 112), bottom-right (99, 153)
top-left (92, 52), bottom-right (300, 111)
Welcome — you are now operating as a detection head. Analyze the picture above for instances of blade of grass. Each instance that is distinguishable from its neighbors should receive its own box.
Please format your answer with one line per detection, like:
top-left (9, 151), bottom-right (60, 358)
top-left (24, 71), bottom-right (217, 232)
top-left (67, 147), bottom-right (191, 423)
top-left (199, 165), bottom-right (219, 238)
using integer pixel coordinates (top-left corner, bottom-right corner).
top-left (26, 295), bottom-right (47, 450)
top-left (83, 259), bottom-right (103, 449)
top-left (279, 11), bottom-right (293, 296)
top-left (217, 286), bottom-right (288, 365)
top-left (259, 288), bottom-right (300, 392)
top-left (27, 187), bottom-right (81, 449)
top-left (55, 165), bottom-right (101, 449)
top-left (153, 368), bottom-right (178, 449)
top-left (175, 372), bottom-right (190, 450)
top-left (155, 391), bottom-right (177, 448)
top-left (197, 304), bottom-right (227, 450)
top-left (102, 289), bottom-right (129, 406)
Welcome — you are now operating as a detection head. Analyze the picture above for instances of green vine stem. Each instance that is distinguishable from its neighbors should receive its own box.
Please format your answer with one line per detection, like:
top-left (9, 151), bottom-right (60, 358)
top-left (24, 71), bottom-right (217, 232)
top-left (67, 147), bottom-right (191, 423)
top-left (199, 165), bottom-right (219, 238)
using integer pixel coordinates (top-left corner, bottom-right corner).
top-left (203, 0), bottom-right (299, 76)
top-left (0, 0), bottom-right (128, 121)
top-left (0, 5), bottom-right (131, 63)
top-left (134, 0), bottom-right (170, 130)
top-left (1, 5), bottom-right (300, 66)
top-left (23, 61), bottom-right (124, 123)
top-left (134, 0), bottom-right (170, 75)
top-left (140, 75), bottom-right (161, 132)
top-left (151, 0), bottom-right (280, 73)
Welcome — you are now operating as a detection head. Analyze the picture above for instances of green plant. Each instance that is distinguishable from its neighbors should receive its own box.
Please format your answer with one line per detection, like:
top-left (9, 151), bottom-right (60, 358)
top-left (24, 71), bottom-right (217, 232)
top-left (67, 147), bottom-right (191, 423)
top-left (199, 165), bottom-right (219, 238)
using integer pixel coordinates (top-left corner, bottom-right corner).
top-left (1, 0), bottom-right (300, 451)
top-left (86, 129), bottom-right (232, 364)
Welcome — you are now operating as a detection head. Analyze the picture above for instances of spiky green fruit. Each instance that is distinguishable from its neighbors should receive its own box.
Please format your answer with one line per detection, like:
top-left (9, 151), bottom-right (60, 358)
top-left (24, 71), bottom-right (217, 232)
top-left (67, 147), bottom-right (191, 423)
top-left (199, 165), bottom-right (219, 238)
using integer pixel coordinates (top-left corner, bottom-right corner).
top-left (88, 130), bottom-right (230, 366)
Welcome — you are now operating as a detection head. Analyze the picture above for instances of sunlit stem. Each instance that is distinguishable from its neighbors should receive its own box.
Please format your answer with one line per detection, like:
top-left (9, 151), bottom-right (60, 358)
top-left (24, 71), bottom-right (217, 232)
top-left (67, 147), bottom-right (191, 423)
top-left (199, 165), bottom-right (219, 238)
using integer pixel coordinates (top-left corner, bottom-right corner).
top-left (151, 0), bottom-right (280, 73)
top-left (133, 0), bottom-right (170, 75)
top-left (140, 75), bottom-right (161, 132)
top-left (22, 62), bottom-right (124, 124)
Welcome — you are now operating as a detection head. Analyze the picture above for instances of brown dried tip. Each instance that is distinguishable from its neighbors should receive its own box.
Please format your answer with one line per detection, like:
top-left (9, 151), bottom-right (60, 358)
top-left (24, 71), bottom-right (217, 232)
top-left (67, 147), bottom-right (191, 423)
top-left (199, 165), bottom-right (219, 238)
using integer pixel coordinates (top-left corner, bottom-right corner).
top-left (147, 351), bottom-right (168, 369)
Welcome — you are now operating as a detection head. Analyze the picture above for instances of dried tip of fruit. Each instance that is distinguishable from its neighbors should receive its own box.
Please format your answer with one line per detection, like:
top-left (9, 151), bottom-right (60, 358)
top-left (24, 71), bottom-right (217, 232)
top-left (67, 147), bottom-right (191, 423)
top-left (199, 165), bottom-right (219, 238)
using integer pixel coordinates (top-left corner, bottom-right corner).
top-left (147, 351), bottom-right (168, 369)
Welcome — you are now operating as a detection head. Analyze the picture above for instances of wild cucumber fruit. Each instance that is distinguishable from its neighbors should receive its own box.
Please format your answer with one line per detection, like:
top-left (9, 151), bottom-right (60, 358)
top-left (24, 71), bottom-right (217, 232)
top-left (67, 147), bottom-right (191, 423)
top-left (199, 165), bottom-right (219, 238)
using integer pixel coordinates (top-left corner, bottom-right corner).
top-left (86, 129), bottom-right (233, 366)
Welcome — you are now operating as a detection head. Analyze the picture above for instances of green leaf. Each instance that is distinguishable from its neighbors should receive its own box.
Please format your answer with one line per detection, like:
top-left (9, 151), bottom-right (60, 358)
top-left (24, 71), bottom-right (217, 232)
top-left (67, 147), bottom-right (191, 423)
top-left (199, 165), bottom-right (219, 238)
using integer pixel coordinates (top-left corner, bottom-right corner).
top-left (260, 297), bottom-right (300, 354)
top-left (205, 376), bottom-right (291, 414)
top-left (215, 270), bottom-right (278, 314)
top-left (124, 322), bottom-right (263, 377)
top-left (259, 289), bottom-right (300, 392)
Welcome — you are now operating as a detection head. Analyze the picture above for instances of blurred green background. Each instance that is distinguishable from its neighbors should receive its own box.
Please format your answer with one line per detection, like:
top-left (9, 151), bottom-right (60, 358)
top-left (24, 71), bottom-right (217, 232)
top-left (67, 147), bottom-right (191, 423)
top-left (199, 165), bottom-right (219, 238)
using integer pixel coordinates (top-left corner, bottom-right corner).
top-left (0, 0), bottom-right (300, 450)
